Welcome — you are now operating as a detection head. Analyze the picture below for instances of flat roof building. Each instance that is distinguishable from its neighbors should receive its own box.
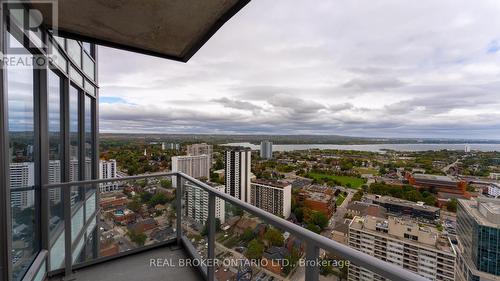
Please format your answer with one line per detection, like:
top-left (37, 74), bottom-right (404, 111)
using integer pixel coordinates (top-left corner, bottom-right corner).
top-left (260, 141), bottom-right (273, 159)
top-left (185, 182), bottom-right (225, 225)
top-left (296, 189), bottom-right (335, 218)
top-left (171, 155), bottom-right (210, 186)
top-left (250, 179), bottom-right (291, 219)
top-left (225, 148), bottom-right (252, 203)
top-left (456, 198), bottom-right (500, 281)
top-left (371, 195), bottom-right (440, 222)
top-left (348, 216), bottom-right (456, 281)
top-left (408, 173), bottom-right (467, 196)
top-left (186, 143), bottom-right (213, 168)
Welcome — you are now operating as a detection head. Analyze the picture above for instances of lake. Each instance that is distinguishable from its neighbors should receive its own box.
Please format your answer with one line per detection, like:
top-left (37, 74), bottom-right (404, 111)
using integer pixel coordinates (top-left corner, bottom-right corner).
top-left (221, 142), bottom-right (500, 152)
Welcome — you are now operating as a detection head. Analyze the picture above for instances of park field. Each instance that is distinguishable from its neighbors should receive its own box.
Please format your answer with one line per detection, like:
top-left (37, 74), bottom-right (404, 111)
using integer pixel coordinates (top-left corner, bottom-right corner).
top-left (305, 172), bottom-right (365, 189)
top-left (354, 167), bottom-right (379, 175)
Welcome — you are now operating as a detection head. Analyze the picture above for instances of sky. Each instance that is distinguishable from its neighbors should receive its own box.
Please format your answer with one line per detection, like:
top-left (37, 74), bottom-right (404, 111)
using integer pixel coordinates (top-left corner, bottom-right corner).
top-left (99, 0), bottom-right (500, 139)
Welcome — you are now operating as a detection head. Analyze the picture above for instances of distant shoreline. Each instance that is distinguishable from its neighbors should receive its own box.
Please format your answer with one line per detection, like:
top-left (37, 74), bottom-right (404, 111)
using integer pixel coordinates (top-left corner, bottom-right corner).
top-left (221, 142), bottom-right (500, 152)
top-left (97, 133), bottom-right (500, 145)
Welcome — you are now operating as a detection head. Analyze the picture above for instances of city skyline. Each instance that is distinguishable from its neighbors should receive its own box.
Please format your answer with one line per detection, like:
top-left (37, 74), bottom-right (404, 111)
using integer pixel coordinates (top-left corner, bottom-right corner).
top-left (99, 0), bottom-right (500, 139)
top-left (5, 2), bottom-right (499, 281)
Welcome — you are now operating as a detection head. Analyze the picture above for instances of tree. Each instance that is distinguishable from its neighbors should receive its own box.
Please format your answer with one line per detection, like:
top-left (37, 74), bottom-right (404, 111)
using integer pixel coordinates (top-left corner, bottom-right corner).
top-left (233, 206), bottom-right (244, 216)
top-left (265, 228), bottom-right (284, 247)
top-left (320, 259), bottom-right (336, 276)
top-left (306, 222), bottom-right (321, 234)
top-left (283, 248), bottom-right (301, 275)
top-left (293, 207), bottom-right (304, 223)
top-left (246, 239), bottom-right (264, 259)
top-left (128, 230), bottom-right (147, 246)
top-left (422, 194), bottom-right (436, 206)
top-left (137, 179), bottom-right (147, 188)
top-left (127, 198), bottom-right (142, 212)
top-left (210, 172), bottom-right (224, 185)
top-left (404, 190), bottom-right (424, 202)
top-left (140, 192), bottom-right (153, 202)
top-left (213, 158), bottom-right (224, 170)
top-left (160, 179), bottom-right (172, 188)
top-left (310, 211), bottom-right (329, 229)
top-left (352, 190), bottom-right (363, 202)
top-left (149, 193), bottom-right (168, 207)
top-left (201, 218), bottom-right (221, 236)
top-left (446, 198), bottom-right (458, 212)
top-left (241, 227), bottom-right (255, 242)
top-left (379, 167), bottom-right (388, 175)
top-left (436, 223), bottom-right (444, 232)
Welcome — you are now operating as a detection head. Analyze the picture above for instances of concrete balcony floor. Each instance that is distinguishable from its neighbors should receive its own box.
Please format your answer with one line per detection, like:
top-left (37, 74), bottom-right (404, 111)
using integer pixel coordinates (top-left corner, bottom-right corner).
top-left (49, 246), bottom-right (203, 281)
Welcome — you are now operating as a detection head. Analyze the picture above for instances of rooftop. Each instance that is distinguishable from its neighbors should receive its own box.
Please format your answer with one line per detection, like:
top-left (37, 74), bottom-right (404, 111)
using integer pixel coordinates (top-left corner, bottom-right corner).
top-left (413, 173), bottom-right (458, 183)
top-left (302, 191), bottom-right (333, 203)
top-left (251, 179), bottom-right (291, 188)
top-left (350, 216), bottom-right (454, 254)
top-left (332, 222), bottom-right (349, 234)
top-left (263, 246), bottom-right (290, 261)
top-left (346, 201), bottom-right (387, 218)
top-left (459, 198), bottom-right (500, 227)
top-left (371, 195), bottom-right (440, 212)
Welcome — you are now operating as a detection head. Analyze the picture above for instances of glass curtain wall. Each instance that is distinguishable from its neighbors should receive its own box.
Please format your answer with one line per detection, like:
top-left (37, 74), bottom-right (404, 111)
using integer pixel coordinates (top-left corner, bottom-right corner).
top-left (6, 31), bottom-right (39, 281)
top-left (2, 7), bottom-right (99, 280)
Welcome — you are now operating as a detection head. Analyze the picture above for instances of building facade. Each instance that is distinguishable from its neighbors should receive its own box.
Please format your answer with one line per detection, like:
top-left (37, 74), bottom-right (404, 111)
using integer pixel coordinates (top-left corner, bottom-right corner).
top-left (171, 155), bottom-right (210, 186)
top-left (224, 148), bottom-right (251, 203)
top-left (456, 198), bottom-right (500, 281)
top-left (348, 216), bottom-right (455, 281)
top-left (9, 162), bottom-right (35, 209)
top-left (186, 143), bottom-right (213, 168)
top-left (162, 142), bottom-right (180, 151)
top-left (296, 189), bottom-right (335, 218)
top-left (0, 5), bottom-right (99, 280)
top-left (408, 173), bottom-right (467, 196)
top-left (185, 182), bottom-right (225, 225)
top-left (487, 184), bottom-right (500, 198)
top-left (260, 141), bottom-right (273, 159)
top-left (250, 179), bottom-right (291, 218)
top-left (98, 160), bottom-right (118, 192)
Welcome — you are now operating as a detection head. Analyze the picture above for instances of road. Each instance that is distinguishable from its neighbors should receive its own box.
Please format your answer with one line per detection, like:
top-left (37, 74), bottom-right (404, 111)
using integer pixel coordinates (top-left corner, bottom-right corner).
top-left (327, 190), bottom-right (354, 231)
top-left (442, 160), bottom-right (459, 174)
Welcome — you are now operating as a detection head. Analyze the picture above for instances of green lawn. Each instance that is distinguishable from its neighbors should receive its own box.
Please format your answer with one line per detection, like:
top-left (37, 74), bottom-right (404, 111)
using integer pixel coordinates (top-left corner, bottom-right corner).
top-left (354, 167), bottom-right (379, 175)
top-left (336, 194), bottom-right (346, 205)
top-left (306, 172), bottom-right (365, 189)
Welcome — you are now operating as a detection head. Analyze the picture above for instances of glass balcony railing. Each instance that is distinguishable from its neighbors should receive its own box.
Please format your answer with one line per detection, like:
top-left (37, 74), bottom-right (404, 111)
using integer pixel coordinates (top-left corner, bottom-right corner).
top-left (43, 172), bottom-right (429, 281)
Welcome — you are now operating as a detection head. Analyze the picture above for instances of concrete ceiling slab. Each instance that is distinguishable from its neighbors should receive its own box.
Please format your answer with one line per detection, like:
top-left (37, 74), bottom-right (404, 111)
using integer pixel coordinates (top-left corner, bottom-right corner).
top-left (31, 0), bottom-right (250, 62)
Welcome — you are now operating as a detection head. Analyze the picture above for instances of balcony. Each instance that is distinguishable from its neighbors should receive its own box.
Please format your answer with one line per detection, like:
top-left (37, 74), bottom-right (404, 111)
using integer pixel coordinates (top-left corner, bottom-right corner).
top-left (49, 247), bottom-right (203, 281)
top-left (42, 172), bottom-right (429, 281)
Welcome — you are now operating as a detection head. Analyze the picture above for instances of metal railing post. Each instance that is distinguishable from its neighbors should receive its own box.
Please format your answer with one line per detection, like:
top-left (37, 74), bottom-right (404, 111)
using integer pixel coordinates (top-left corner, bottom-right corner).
top-left (305, 243), bottom-right (319, 281)
top-left (207, 193), bottom-right (216, 281)
top-left (176, 174), bottom-right (182, 245)
top-left (63, 186), bottom-right (73, 280)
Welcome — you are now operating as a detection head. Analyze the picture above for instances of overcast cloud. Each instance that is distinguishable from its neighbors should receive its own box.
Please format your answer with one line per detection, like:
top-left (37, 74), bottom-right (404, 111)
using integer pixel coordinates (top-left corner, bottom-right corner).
top-left (98, 0), bottom-right (500, 139)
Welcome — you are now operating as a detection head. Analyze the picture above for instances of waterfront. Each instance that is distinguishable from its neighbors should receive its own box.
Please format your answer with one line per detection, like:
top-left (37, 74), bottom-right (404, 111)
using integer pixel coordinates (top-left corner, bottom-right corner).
top-left (222, 142), bottom-right (500, 152)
